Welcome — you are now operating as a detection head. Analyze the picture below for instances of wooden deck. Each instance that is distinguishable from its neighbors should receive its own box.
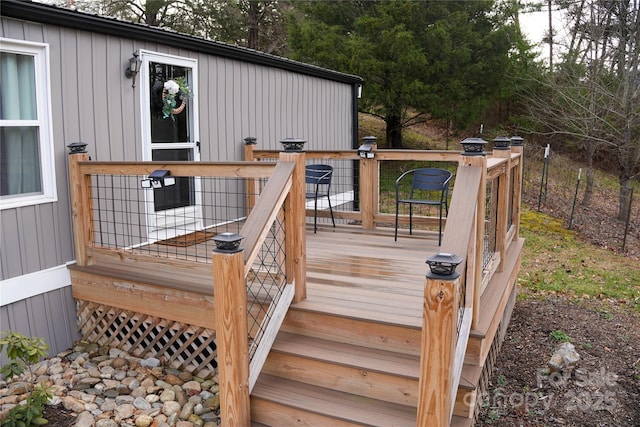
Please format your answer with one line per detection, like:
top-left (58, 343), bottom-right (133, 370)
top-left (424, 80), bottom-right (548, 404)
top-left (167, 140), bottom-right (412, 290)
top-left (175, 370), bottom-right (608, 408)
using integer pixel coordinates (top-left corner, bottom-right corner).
top-left (69, 220), bottom-right (519, 427)
top-left (67, 144), bottom-right (525, 426)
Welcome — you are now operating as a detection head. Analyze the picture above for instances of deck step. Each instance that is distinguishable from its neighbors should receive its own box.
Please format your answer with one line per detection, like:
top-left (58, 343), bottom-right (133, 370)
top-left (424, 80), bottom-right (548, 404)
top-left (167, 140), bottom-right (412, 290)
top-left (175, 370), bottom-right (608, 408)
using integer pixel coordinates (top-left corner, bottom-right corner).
top-left (251, 374), bottom-right (417, 427)
top-left (453, 363), bottom-right (482, 418)
top-left (458, 363), bottom-right (482, 391)
top-left (282, 302), bottom-right (423, 355)
top-left (263, 331), bottom-right (420, 406)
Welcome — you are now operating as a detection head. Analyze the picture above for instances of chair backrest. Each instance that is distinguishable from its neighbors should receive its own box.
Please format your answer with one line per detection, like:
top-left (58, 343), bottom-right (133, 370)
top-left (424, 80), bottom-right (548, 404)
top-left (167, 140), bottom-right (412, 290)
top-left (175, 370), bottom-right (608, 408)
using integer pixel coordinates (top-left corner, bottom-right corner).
top-left (410, 168), bottom-right (452, 194)
top-left (305, 164), bottom-right (333, 186)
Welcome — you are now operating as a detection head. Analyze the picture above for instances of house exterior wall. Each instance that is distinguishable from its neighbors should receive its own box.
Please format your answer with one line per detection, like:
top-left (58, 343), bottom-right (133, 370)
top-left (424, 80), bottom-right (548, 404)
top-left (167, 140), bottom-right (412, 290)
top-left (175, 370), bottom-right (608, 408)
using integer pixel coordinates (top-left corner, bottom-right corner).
top-left (0, 1), bottom-right (362, 359)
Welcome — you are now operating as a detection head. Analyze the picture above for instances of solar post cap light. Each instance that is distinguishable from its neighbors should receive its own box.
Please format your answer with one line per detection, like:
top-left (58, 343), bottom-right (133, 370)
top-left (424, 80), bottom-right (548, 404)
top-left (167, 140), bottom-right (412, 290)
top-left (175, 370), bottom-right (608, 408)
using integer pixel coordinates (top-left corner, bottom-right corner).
top-left (279, 138), bottom-right (307, 151)
top-left (426, 252), bottom-right (463, 279)
top-left (213, 232), bottom-right (244, 253)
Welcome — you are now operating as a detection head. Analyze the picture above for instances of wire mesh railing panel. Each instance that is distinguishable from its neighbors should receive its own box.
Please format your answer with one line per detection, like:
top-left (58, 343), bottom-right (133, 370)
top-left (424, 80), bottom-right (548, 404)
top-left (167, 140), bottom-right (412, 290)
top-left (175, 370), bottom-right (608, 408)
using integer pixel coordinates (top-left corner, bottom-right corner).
top-left (89, 174), bottom-right (264, 263)
top-left (508, 167), bottom-right (516, 229)
top-left (484, 178), bottom-right (498, 268)
top-left (457, 274), bottom-right (467, 338)
top-left (246, 209), bottom-right (287, 361)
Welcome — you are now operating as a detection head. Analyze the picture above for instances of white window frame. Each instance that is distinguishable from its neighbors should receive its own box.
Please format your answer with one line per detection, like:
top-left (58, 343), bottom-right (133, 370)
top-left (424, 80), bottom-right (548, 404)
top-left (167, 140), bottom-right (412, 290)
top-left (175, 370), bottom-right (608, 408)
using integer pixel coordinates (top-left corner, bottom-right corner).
top-left (0, 38), bottom-right (56, 210)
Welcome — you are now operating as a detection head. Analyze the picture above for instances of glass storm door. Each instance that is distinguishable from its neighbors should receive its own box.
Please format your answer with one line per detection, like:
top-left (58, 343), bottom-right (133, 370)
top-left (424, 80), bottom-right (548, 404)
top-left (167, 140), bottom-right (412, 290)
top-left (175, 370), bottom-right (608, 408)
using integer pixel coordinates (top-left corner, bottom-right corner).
top-left (139, 51), bottom-right (201, 241)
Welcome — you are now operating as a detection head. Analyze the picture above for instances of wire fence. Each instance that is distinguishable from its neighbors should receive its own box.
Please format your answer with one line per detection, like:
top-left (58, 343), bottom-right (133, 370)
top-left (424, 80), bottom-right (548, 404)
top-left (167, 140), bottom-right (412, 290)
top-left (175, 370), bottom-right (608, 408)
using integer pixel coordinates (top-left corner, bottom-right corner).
top-left (523, 144), bottom-right (639, 256)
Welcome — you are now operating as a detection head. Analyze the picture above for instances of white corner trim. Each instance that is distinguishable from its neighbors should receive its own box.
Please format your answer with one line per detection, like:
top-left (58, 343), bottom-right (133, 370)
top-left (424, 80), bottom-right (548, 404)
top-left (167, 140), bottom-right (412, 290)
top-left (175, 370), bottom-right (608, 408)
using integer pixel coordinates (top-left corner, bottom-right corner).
top-left (0, 264), bottom-right (71, 306)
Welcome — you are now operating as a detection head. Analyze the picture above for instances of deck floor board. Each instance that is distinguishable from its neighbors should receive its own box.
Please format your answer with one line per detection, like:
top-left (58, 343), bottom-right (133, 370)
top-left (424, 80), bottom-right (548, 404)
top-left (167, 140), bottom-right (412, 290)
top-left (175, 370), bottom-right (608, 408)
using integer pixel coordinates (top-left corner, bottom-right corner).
top-left (300, 226), bottom-right (436, 326)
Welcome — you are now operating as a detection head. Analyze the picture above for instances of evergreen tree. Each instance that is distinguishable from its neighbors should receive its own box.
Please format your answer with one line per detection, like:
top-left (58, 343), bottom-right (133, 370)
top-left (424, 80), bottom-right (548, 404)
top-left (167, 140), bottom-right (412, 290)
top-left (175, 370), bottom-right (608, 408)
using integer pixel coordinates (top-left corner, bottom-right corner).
top-left (287, 0), bottom-right (528, 147)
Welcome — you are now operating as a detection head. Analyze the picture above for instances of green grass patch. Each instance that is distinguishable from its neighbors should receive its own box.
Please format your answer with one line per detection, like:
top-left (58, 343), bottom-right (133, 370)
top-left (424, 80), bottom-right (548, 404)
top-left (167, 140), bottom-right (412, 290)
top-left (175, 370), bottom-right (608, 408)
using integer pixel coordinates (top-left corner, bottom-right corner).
top-left (549, 330), bottom-right (571, 342)
top-left (519, 209), bottom-right (640, 312)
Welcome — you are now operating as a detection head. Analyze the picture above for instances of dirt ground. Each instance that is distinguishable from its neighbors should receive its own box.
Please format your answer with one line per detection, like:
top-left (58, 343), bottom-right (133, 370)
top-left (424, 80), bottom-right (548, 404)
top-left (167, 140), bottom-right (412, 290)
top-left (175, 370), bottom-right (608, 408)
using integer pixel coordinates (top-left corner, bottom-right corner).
top-left (478, 296), bottom-right (640, 426)
top-left (478, 147), bottom-right (640, 426)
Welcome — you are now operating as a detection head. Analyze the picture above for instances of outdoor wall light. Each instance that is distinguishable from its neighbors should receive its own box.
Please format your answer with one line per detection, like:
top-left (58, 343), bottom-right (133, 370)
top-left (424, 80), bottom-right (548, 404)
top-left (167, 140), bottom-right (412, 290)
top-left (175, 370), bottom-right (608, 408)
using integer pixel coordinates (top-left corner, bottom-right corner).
top-left (280, 138), bottom-right (307, 151)
top-left (125, 51), bottom-right (141, 88)
top-left (426, 252), bottom-right (463, 279)
top-left (213, 232), bottom-right (244, 253)
top-left (460, 137), bottom-right (488, 156)
top-left (492, 136), bottom-right (511, 150)
top-left (358, 135), bottom-right (377, 158)
top-left (140, 169), bottom-right (175, 189)
top-left (358, 144), bottom-right (375, 159)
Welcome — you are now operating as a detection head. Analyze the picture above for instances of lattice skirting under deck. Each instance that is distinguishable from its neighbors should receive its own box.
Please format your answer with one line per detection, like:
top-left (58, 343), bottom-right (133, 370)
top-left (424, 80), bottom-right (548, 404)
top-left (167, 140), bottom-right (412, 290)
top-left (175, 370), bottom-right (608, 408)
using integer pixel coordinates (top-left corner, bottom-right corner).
top-left (76, 300), bottom-right (217, 377)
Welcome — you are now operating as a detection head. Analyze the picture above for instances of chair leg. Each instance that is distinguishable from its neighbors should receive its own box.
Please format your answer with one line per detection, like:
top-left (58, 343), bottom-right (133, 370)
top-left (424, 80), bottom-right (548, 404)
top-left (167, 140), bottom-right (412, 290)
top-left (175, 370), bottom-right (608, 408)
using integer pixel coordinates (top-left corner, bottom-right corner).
top-left (409, 204), bottom-right (413, 235)
top-left (313, 197), bottom-right (318, 233)
top-left (394, 202), bottom-right (399, 241)
top-left (327, 196), bottom-right (335, 227)
top-left (438, 203), bottom-right (443, 246)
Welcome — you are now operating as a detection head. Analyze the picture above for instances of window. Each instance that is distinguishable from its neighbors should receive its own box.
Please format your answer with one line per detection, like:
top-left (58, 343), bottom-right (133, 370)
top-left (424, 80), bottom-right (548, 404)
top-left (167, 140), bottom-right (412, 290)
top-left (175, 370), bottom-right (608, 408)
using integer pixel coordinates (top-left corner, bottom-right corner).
top-left (0, 39), bottom-right (56, 209)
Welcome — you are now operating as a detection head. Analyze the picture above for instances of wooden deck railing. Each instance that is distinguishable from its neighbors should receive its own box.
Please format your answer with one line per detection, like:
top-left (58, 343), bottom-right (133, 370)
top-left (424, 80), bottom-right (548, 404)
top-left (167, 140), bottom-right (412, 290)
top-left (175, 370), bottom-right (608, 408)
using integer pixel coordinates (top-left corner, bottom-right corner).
top-left (68, 150), bottom-right (307, 426)
top-left (68, 138), bottom-right (523, 426)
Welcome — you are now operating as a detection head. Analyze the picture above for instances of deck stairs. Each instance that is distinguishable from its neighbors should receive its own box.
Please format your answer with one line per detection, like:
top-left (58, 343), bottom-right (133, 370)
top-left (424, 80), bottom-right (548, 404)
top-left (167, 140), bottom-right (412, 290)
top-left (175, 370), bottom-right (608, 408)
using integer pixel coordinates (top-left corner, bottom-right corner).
top-left (250, 237), bottom-right (523, 427)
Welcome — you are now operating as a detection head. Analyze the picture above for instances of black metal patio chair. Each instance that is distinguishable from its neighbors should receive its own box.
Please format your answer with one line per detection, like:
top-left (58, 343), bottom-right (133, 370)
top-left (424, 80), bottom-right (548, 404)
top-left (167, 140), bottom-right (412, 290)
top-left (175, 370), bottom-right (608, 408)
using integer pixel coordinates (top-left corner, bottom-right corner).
top-left (305, 164), bottom-right (336, 233)
top-left (394, 167), bottom-right (452, 245)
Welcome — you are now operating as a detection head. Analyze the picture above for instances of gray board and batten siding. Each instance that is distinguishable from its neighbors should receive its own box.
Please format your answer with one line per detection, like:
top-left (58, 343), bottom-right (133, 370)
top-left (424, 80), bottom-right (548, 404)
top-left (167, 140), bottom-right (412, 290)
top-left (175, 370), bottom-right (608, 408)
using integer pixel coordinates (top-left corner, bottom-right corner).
top-left (0, 0), bottom-right (363, 360)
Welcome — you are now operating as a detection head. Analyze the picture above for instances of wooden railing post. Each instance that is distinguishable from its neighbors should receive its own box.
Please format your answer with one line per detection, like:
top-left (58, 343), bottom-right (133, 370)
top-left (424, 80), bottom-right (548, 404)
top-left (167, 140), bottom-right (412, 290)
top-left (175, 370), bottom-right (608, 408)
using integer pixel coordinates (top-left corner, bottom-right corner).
top-left (67, 143), bottom-right (92, 267)
top-left (417, 273), bottom-right (461, 426)
top-left (459, 147), bottom-right (486, 331)
top-left (492, 138), bottom-right (512, 272)
top-left (359, 138), bottom-right (378, 230)
top-left (280, 150), bottom-right (307, 302)
top-left (213, 241), bottom-right (251, 426)
top-left (244, 138), bottom-right (258, 216)
top-left (510, 136), bottom-right (525, 239)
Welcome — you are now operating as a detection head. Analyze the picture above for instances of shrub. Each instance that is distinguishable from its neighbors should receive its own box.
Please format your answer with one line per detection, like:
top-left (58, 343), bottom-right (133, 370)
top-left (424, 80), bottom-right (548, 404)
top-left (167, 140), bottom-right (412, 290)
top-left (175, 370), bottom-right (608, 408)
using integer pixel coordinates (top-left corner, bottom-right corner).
top-left (0, 331), bottom-right (51, 426)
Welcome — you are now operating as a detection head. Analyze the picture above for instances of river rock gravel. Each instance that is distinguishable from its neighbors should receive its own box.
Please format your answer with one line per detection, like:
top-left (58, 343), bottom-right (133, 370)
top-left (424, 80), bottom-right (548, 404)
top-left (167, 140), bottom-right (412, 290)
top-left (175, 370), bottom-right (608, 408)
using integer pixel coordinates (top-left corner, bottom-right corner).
top-left (0, 342), bottom-right (220, 426)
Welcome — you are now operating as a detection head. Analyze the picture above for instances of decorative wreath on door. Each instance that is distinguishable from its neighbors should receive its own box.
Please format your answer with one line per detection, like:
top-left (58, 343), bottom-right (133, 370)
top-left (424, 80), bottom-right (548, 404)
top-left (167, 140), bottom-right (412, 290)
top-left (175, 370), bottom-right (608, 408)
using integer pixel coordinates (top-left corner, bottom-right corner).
top-left (152, 77), bottom-right (192, 120)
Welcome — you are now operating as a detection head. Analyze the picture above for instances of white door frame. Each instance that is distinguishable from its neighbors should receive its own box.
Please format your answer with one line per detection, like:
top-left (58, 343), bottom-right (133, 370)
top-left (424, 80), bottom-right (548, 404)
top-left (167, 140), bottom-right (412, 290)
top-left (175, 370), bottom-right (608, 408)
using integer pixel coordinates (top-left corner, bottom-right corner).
top-left (138, 50), bottom-right (202, 241)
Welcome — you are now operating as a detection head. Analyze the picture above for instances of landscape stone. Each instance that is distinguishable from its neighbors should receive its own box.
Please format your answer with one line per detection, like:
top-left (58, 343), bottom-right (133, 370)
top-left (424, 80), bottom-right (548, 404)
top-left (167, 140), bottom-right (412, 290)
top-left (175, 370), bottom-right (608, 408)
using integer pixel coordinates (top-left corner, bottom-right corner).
top-left (76, 411), bottom-right (96, 427)
top-left (548, 342), bottom-right (580, 373)
top-left (0, 346), bottom-right (221, 426)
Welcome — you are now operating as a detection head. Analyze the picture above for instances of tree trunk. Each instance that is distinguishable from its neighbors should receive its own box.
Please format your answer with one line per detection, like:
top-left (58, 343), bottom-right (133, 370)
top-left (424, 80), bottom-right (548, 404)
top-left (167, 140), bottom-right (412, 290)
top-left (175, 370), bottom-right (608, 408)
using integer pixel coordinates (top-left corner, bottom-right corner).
top-left (581, 143), bottom-right (596, 206)
top-left (386, 114), bottom-right (403, 148)
top-left (248, 1), bottom-right (259, 50)
top-left (619, 174), bottom-right (633, 222)
top-left (445, 118), bottom-right (451, 150)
